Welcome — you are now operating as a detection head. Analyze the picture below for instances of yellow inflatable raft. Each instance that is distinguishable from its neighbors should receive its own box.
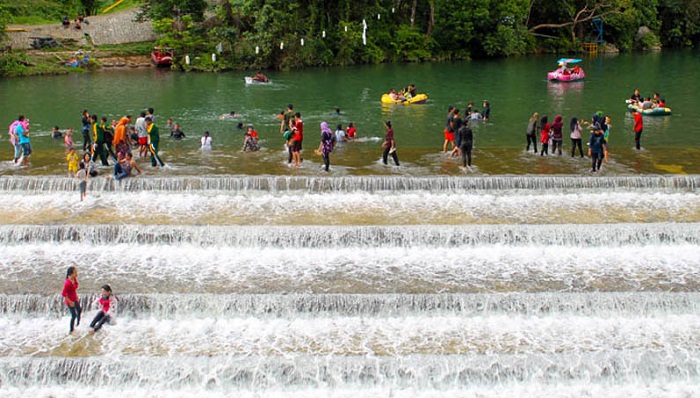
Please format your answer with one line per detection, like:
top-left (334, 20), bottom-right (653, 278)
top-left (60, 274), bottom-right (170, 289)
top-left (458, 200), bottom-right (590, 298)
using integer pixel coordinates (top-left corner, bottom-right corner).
top-left (381, 93), bottom-right (428, 105)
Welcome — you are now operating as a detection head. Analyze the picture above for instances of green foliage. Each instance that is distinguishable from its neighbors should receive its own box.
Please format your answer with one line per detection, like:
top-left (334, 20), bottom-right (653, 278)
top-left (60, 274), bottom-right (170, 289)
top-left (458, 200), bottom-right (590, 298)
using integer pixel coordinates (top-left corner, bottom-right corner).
top-left (658, 0), bottom-right (700, 47)
top-left (4, 0), bottom-right (700, 75)
top-left (391, 26), bottom-right (432, 62)
top-left (152, 14), bottom-right (209, 58)
top-left (141, 0), bottom-right (207, 22)
top-left (80, 0), bottom-right (104, 16)
top-left (3, 0), bottom-right (73, 24)
top-left (0, 4), bottom-right (10, 42)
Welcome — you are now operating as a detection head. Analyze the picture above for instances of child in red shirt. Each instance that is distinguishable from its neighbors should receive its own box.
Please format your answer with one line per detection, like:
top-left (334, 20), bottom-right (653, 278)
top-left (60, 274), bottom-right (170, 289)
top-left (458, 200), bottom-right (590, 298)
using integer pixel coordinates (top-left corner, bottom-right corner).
top-left (89, 284), bottom-right (115, 334)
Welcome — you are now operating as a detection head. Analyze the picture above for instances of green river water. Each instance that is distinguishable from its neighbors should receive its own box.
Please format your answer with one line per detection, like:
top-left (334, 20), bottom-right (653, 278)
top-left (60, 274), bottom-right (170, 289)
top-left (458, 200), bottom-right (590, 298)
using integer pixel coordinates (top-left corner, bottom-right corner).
top-left (1, 50), bottom-right (699, 176)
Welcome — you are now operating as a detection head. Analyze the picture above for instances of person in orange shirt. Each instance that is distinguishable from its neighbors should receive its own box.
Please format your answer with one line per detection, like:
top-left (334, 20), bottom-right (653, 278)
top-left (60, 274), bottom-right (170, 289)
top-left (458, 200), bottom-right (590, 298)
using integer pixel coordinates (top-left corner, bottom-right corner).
top-left (112, 115), bottom-right (132, 148)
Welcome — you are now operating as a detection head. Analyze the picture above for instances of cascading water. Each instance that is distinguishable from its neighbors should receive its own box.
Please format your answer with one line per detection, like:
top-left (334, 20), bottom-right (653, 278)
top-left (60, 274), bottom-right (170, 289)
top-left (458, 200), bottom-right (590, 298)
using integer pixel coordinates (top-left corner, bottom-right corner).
top-left (1, 175), bottom-right (699, 397)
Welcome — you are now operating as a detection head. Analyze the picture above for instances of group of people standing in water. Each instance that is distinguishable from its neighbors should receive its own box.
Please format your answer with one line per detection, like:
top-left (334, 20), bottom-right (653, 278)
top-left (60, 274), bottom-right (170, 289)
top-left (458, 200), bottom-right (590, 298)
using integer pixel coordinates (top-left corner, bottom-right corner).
top-left (526, 111), bottom-right (619, 173)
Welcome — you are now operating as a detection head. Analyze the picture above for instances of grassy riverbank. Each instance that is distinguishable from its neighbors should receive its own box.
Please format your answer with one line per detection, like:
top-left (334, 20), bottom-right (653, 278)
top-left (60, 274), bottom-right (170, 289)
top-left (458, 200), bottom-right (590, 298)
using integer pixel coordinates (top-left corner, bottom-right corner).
top-left (1, 42), bottom-right (154, 77)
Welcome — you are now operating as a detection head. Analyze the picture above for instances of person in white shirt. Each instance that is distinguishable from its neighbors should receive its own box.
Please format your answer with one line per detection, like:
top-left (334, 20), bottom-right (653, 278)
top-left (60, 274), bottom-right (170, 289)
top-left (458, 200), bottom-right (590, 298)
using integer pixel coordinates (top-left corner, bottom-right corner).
top-left (135, 111), bottom-right (148, 157)
top-left (201, 131), bottom-right (212, 150)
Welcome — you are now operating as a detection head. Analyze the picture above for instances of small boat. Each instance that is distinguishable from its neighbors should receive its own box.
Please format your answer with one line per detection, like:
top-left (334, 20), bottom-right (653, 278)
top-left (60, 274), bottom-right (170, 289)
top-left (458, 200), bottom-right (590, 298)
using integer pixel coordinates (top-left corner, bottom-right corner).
top-left (244, 76), bottom-right (272, 85)
top-left (626, 101), bottom-right (672, 116)
top-left (380, 93), bottom-right (428, 105)
top-left (547, 58), bottom-right (585, 82)
top-left (150, 47), bottom-right (173, 67)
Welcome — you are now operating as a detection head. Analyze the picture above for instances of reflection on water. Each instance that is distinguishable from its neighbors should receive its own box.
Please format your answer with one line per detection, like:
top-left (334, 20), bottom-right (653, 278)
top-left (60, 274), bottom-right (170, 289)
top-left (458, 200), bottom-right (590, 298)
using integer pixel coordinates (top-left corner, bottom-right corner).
top-left (547, 81), bottom-right (585, 98)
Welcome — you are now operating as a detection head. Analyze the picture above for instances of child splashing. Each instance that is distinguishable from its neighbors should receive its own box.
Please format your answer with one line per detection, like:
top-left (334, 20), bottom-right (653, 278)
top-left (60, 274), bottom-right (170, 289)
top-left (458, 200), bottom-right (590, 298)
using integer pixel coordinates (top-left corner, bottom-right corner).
top-left (89, 284), bottom-right (115, 334)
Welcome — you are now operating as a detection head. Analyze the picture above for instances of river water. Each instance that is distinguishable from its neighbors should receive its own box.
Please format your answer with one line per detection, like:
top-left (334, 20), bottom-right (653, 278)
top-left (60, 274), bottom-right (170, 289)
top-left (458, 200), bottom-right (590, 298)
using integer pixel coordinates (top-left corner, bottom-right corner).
top-left (0, 52), bottom-right (699, 397)
top-left (1, 50), bottom-right (699, 175)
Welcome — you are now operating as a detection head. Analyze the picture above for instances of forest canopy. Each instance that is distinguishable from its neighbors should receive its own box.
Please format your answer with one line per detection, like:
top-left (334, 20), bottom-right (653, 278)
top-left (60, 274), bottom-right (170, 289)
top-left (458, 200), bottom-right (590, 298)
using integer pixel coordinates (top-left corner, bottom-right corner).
top-left (137, 0), bottom-right (699, 69)
top-left (2, 0), bottom-right (700, 71)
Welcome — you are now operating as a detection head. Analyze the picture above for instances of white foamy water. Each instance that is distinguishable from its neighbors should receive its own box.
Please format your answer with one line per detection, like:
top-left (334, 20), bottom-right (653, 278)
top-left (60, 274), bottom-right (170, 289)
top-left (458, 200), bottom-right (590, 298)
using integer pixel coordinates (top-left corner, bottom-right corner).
top-left (1, 175), bottom-right (698, 396)
top-left (0, 189), bottom-right (698, 224)
top-left (1, 242), bottom-right (699, 293)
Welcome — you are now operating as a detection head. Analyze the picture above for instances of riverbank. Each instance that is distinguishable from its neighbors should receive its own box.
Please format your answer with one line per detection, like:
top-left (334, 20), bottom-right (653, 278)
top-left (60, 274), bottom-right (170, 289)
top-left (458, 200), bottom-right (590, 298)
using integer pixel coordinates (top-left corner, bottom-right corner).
top-left (2, 8), bottom-right (156, 77)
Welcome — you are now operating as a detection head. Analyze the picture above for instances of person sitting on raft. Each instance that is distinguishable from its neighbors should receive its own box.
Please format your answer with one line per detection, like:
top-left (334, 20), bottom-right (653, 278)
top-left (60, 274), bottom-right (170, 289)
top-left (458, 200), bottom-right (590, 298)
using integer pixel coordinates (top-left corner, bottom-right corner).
top-left (389, 89), bottom-right (398, 101)
top-left (403, 84), bottom-right (417, 99)
top-left (252, 71), bottom-right (269, 83)
top-left (641, 97), bottom-right (655, 110)
top-left (630, 89), bottom-right (642, 104)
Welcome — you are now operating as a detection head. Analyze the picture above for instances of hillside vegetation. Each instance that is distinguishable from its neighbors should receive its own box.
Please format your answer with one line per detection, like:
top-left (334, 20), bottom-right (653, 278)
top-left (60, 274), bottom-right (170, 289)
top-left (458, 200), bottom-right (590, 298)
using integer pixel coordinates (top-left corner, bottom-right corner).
top-left (1, 0), bottom-right (699, 74)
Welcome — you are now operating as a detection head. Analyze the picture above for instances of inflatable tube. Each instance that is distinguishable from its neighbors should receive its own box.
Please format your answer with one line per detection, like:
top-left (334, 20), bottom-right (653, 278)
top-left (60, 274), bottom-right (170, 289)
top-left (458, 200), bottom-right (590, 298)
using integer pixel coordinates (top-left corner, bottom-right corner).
top-left (245, 77), bottom-right (271, 85)
top-left (627, 104), bottom-right (672, 116)
top-left (547, 69), bottom-right (585, 82)
top-left (380, 93), bottom-right (428, 105)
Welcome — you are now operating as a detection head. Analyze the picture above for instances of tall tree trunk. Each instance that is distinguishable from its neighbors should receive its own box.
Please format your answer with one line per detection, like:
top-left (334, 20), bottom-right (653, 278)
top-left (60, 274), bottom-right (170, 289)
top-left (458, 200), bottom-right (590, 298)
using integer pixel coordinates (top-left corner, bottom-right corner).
top-left (426, 0), bottom-right (434, 40)
top-left (410, 0), bottom-right (417, 27)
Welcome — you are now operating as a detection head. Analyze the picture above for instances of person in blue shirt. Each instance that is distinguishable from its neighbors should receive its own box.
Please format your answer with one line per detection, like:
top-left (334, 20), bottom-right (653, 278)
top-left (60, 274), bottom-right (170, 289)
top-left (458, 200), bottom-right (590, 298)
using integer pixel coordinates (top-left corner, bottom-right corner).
top-left (16, 117), bottom-right (32, 166)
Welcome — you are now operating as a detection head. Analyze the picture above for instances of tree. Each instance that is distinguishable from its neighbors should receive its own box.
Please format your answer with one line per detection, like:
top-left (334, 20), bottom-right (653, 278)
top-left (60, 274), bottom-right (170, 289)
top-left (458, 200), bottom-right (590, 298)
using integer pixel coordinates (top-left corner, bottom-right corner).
top-left (0, 4), bottom-right (9, 43)
top-left (527, 0), bottom-right (627, 43)
top-left (80, 0), bottom-right (101, 16)
top-left (141, 0), bottom-right (207, 22)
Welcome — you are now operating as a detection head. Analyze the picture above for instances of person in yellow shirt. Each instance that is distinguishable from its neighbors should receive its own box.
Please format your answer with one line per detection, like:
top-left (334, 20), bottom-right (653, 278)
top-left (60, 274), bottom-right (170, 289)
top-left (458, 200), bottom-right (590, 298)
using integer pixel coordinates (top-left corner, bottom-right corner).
top-left (66, 146), bottom-right (79, 176)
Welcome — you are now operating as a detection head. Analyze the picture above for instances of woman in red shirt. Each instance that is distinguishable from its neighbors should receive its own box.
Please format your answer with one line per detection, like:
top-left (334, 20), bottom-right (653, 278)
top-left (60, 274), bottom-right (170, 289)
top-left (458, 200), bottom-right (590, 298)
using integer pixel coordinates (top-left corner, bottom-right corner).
top-left (62, 266), bottom-right (81, 334)
top-left (539, 116), bottom-right (551, 156)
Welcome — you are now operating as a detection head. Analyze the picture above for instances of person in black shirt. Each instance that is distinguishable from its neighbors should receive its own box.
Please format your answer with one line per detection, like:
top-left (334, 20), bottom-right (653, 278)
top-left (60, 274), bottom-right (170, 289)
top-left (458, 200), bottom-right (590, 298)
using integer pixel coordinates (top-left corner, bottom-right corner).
top-left (170, 123), bottom-right (186, 140)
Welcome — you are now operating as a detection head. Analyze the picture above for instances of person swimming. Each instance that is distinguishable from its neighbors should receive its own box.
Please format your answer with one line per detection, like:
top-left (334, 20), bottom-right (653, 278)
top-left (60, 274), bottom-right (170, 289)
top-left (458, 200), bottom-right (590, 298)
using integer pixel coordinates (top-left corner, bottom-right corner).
top-left (219, 111), bottom-right (240, 120)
